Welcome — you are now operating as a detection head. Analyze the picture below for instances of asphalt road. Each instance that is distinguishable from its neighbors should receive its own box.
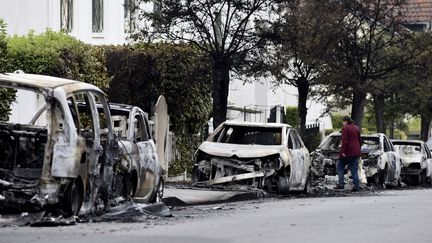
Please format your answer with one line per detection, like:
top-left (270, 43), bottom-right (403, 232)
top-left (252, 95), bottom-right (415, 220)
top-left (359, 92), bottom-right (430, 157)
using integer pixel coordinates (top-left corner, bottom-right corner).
top-left (1, 189), bottom-right (432, 243)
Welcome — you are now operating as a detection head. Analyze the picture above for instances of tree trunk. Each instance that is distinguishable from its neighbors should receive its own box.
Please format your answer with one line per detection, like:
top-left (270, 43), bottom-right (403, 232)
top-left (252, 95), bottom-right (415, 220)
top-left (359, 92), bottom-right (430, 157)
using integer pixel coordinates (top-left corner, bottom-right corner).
top-left (389, 119), bottom-right (395, 139)
top-left (351, 90), bottom-right (367, 130)
top-left (373, 93), bottom-right (386, 134)
top-left (296, 79), bottom-right (310, 136)
top-left (212, 60), bottom-right (231, 129)
top-left (420, 114), bottom-right (431, 142)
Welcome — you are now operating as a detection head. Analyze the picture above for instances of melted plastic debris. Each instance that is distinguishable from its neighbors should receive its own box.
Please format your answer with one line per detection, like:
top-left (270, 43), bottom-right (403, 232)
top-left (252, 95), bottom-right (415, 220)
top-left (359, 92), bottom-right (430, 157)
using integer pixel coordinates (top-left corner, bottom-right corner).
top-left (30, 215), bottom-right (78, 227)
top-left (96, 202), bottom-right (172, 222)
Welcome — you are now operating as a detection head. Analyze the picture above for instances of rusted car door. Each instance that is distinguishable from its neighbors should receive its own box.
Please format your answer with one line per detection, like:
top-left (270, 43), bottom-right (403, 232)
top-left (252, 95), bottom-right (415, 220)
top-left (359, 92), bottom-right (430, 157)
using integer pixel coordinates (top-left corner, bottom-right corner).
top-left (287, 129), bottom-right (308, 189)
top-left (129, 108), bottom-right (158, 200)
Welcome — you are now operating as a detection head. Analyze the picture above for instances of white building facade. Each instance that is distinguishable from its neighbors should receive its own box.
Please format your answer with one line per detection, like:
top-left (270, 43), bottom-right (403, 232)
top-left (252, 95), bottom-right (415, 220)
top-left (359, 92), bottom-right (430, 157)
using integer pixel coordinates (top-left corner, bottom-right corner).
top-left (0, 0), bottom-right (141, 45)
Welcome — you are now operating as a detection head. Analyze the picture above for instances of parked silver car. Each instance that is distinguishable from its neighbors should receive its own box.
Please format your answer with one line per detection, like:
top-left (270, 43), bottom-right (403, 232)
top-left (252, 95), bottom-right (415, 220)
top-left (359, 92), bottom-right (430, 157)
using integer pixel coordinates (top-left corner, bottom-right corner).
top-left (192, 121), bottom-right (311, 194)
top-left (392, 140), bottom-right (432, 185)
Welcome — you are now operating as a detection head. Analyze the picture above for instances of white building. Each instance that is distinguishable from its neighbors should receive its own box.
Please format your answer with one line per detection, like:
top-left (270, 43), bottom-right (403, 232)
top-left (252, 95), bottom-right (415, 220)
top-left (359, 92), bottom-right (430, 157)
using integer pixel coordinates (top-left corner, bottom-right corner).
top-left (0, 0), bottom-right (142, 45)
top-left (228, 77), bottom-right (333, 130)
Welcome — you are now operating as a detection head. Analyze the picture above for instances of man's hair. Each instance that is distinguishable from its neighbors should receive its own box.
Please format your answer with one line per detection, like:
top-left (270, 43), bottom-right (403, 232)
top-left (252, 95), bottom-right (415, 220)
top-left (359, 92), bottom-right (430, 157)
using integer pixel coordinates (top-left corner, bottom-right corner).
top-left (342, 116), bottom-right (354, 124)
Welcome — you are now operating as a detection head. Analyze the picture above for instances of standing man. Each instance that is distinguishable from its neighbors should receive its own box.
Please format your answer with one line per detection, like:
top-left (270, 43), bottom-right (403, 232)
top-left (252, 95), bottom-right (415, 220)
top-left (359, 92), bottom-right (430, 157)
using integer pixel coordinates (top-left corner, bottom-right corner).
top-left (334, 116), bottom-right (361, 192)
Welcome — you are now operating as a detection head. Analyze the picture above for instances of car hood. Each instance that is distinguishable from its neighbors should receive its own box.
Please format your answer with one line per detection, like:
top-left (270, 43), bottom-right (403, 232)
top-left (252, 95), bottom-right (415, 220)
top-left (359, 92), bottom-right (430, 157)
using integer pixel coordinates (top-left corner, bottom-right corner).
top-left (198, 141), bottom-right (287, 159)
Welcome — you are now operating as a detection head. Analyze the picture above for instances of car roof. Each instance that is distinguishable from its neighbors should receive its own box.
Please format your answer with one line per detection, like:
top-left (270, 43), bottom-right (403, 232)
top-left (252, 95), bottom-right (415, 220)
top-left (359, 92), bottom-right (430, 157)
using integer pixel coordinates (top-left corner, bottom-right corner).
top-left (223, 120), bottom-right (292, 128)
top-left (328, 132), bottom-right (381, 138)
top-left (0, 72), bottom-right (103, 94)
top-left (391, 139), bottom-right (424, 145)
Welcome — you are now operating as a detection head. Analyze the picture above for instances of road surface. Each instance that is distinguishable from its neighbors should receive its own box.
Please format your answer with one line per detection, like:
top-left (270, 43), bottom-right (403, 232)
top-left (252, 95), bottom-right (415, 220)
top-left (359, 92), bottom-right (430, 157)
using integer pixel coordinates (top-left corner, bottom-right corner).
top-left (1, 189), bottom-right (431, 243)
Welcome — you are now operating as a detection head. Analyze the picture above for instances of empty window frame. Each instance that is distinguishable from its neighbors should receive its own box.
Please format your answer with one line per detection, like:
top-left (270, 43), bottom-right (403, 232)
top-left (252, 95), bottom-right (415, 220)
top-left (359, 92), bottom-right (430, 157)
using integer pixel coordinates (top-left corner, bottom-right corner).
top-left (92, 0), bottom-right (104, 33)
top-left (60, 0), bottom-right (73, 32)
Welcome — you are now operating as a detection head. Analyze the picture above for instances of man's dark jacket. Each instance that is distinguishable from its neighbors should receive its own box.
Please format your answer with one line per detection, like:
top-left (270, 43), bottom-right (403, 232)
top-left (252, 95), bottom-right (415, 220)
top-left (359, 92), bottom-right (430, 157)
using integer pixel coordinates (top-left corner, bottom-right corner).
top-left (339, 123), bottom-right (362, 159)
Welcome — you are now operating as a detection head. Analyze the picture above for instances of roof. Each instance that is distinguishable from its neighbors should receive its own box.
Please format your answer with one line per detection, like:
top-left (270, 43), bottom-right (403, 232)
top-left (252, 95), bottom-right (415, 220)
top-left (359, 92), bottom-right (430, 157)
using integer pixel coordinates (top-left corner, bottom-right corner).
top-left (223, 120), bottom-right (292, 128)
top-left (402, 0), bottom-right (432, 23)
top-left (327, 132), bottom-right (383, 138)
top-left (391, 139), bottom-right (424, 145)
top-left (0, 72), bottom-right (103, 94)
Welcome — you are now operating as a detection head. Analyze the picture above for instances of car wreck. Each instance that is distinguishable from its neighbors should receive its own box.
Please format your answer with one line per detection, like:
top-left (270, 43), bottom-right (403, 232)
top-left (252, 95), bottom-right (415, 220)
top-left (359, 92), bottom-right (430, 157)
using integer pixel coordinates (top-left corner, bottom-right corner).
top-left (192, 121), bottom-right (311, 194)
top-left (311, 132), bottom-right (402, 188)
top-left (108, 103), bottom-right (164, 203)
top-left (0, 72), bottom-right (163, 216)
top-left (392, 140), bottom-right (432, 185)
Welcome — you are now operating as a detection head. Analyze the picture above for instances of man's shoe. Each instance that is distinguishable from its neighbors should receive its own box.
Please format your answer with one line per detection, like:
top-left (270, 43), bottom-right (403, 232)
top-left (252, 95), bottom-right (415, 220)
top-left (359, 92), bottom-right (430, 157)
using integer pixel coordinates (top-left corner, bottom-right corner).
top-left (352, 188), bottom-right (360, 192)
top-left (333, 185), bottom-right (344, 190)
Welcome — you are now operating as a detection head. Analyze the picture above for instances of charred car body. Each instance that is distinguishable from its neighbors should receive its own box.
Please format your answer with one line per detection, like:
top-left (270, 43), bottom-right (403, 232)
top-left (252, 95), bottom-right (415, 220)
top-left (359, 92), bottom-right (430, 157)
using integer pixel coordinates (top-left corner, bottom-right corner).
top-left (311, 132), bottom-right (402, 187)
top-left (192, 121), bottom-right (311, 194)
top-left (0, 73), bottom-right (162, 216)
top-left (108, 103), bottom-right (164, 203)
top-left (392, 140), bottom-right (432, 185)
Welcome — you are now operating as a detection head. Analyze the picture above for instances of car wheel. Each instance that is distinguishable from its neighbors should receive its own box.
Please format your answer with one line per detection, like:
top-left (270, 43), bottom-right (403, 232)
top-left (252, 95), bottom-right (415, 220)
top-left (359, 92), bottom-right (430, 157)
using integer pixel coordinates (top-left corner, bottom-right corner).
top-left (303, 172), bottom-right (312, 194)
top-left (378, 166), bottom-right (389, 189)
top-left (151, 179), bottom-right (164, 203)
top-left (420, 170), bottom-right (426, 186)
top-left (63, 179), bottom-right (84, 216)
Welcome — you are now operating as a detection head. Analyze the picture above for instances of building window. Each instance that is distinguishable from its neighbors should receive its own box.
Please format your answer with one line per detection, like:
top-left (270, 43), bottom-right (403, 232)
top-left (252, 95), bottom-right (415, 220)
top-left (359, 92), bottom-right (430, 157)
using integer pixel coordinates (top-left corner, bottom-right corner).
top-left (124, 0), bottom-right (138, 33)
top-left (60, 0), bottom-right (73, 32)
top-left (92, 0), bottom-right (104, 33)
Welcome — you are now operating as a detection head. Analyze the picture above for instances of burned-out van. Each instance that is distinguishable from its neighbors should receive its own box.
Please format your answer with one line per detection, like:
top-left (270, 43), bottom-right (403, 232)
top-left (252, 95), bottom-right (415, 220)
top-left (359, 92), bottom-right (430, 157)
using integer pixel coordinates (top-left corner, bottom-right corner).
top-left (0, 72), bottom-right (118, 215)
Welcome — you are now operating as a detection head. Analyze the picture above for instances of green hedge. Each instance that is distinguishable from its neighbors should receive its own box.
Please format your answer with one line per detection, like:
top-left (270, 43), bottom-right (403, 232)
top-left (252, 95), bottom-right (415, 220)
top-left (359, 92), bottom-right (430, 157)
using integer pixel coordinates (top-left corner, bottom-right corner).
top-left (4, 30), bottom-right (108, 90)
top-left (106, 43), bottom-right (212, 135)
top-left (0, 19), bottom-right (15, 121)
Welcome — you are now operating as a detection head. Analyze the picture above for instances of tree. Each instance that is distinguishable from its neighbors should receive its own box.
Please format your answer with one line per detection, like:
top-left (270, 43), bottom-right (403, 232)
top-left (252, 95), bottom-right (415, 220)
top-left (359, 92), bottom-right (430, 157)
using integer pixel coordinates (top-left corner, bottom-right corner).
top-left (322, 0), bottom-right (415, 129)
top-left (139, 0), bottom-right (276, 129)
top-left (258, 0), bottom-right (343, 135)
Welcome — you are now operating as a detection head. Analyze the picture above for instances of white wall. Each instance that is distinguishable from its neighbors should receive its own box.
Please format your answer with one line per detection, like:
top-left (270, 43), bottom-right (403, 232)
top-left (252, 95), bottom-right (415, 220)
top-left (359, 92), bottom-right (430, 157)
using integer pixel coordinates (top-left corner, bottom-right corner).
top-left (9, 89), bottom-right (46, 126)
top-left (0, 0), bottom-right (138, 45)
top-left (228, 76), bottom-right (333, 129)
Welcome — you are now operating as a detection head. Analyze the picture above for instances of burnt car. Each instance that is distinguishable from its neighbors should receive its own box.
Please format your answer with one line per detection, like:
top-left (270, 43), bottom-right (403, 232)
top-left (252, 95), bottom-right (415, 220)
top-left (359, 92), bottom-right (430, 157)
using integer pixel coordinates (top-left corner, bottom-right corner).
top-left (392, 140), bottom-right (432, 185)
top-left (0, 72), bottom-right (118, 215)
top-left (311, 132), bottom-right (402, 187)
top-left (107, 103), bottom-right (164, 203)
top-left (192, 121), bottom-right (311, 194)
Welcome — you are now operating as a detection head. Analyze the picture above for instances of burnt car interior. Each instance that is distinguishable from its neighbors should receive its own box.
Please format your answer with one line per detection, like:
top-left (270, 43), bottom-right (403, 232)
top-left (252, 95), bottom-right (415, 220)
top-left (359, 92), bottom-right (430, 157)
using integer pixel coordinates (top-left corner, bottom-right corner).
top-left (394, 143), bottom-right (422, 157)
top-left (0, 88), bottom-right (52, 207)
top-left (213, 126), bottom-right (282, 145)
top-left (362, 137), bottom-right (381, 152)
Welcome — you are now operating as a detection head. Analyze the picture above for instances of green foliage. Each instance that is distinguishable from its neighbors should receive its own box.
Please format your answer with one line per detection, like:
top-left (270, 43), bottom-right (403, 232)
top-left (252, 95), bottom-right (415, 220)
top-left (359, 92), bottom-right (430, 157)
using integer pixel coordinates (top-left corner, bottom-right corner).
top-left (325, 129), bottom-right (336, 136)
top-left (407, 117), bottom-right (421, 132)
top-left (5, 30), bottom-right (108, 90)
top-left (169, 134), bottom-right (203, 176)
top-left (331, 113), bottom-right (344, 130)
top-left (0, 19), bottom-right (16, 121)
top-left (106, 43), bottom-right (212, 135)
top-left (285, 106), bottom-right (299, 128)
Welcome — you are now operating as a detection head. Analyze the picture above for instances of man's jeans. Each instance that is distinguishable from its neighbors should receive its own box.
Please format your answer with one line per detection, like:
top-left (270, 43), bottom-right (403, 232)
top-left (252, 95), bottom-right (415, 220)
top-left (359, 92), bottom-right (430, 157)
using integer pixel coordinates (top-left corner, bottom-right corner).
top-left (337, 156), bottom-right (360, 190)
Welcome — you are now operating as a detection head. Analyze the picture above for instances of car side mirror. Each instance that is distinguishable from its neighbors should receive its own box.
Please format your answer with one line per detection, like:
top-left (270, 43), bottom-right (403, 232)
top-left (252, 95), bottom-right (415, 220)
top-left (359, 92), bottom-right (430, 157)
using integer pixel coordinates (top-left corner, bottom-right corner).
top-left (415, 147), bottom-right (421, 152)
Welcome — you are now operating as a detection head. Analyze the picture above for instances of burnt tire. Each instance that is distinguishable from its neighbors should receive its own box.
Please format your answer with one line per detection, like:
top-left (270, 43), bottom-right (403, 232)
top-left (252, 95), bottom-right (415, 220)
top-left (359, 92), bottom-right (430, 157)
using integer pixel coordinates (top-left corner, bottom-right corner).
top-left (303, 172), bottom-right (312, 194)
top-left (63, 179), bottom-right (84, 216)
top-left (150, 179), bottom-right (164, 203)
top-left (378, 165), bottom-right (389, 189)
